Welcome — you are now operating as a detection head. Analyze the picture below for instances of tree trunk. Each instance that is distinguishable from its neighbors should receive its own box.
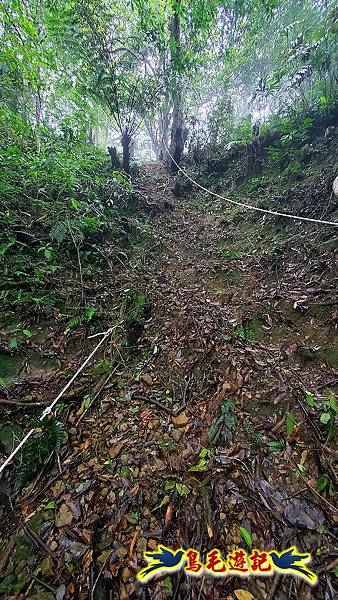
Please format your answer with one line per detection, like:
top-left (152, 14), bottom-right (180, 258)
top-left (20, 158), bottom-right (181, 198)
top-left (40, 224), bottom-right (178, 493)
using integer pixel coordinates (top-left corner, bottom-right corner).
top-left (122, 129), bottom-right (131, 174)
top-left (145, 120), bottom-right (160, 160)
top-left (88, 128), bottom-right (94, 145)
top-left (169, 6), bottom-right (184, 174)
top-left (159, 97), bottom-right (171, 161)
top-left (170, 99), bottom-right (184, 174)
top-left (35, 87), bottom-right (42, 154)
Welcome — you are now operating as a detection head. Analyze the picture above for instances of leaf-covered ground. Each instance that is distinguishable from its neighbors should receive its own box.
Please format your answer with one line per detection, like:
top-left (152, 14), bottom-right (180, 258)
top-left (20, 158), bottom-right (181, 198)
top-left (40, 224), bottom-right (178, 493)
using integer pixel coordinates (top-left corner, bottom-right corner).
top-left (0, 163), bottom-right (337, 600)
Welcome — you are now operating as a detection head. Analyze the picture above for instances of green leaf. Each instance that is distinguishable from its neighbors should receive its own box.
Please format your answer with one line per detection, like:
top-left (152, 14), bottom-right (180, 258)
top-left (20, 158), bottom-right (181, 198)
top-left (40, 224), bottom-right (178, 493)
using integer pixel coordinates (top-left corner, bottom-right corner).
top-left (0, 378), bottom-right (7, 388)
top-left (199, 447), bottom-right (208, 458)
top-left (83, 395), bottom-right (91, 408)
top-left (208, 422), bottom-right (218, 442)
top-left (320, 413), bottom-right (331, 424)
top-left (239, 526), bottom-right (253, 550)
top-left (268, 440), bottom-right (282, 452)
top-left (22, 329), bottom-right (32, 337)
top-left (286, 412), bottom-right (296, 437)
top-left (85, 306), bottom-right (95, 320)
top-left (164, 480), bottom-right (176, 491)
top-left (328, 394), bottom-right (337, 412)
top-left (175, 483), bottom-right (190, 496)
top-left (316, 474), bottom-right (329, 493)
top-left (188, 458), bottom-right (207, 472)
top-left (305, 391), bottom-right (314, 406)
top-left (10, 337), bottom-right (18, 349)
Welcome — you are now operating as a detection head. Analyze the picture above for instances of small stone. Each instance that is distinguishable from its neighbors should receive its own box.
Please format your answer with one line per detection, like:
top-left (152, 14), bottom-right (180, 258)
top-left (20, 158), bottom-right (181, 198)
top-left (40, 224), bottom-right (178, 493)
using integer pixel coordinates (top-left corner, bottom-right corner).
top-left (172, 411), bottom-right (189, 427)
top-left (220, 512), bottom-right (227, 521)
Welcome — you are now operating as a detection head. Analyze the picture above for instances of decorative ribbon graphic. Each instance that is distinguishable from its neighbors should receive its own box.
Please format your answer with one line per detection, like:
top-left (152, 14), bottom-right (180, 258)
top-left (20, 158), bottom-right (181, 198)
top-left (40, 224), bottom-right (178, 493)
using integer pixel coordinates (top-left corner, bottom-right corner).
top-left (137, 544), bottom-right (317, 585)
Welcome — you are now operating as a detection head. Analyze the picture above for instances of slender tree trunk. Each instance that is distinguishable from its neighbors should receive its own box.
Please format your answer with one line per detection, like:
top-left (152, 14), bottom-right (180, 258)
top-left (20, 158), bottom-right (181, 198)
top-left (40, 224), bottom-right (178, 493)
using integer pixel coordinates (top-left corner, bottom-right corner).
top-left (169, 6), bottom-right (184, 174)
top-left (88, 128), bottom-right (94, 145)
top-left (170, 99), bottom-right (184, 173)
top-left (122, 129), bottom-right (131, 174)
top-left (159, 97), bottom-right (171, 160)
top-left (35, 87), bottom-right (42, 154)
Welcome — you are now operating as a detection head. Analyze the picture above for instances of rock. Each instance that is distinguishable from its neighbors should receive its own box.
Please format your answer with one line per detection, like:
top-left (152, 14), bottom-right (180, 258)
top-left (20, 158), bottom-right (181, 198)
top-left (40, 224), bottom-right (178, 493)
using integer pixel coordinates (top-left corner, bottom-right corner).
top-left (172, 411), bottom-right (189, 427)
top-left (333, 176), bottom-right (338, 199)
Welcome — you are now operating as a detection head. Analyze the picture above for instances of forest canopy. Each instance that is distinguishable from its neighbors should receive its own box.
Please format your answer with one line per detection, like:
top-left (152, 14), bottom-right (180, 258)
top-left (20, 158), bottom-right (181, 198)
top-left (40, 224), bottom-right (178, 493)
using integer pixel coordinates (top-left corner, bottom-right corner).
top-left (1, 0), bottom-right (337, 171)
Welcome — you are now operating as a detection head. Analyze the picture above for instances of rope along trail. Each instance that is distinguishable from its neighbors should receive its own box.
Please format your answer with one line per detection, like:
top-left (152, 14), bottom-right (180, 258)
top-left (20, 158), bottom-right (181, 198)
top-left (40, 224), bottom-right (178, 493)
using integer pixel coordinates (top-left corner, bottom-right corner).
top-left (0, 328), bottom-right (113, 474)
top-left (163, 141), bottom-right (338, 227)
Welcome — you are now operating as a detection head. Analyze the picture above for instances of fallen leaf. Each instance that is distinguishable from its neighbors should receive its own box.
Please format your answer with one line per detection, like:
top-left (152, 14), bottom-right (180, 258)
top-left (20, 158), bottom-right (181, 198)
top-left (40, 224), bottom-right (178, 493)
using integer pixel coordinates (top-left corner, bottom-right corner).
top-left (56, 504), bottom-right (73, 527)
top-left (122, 566), bottom-right (132, 582)
top-left (83, 549), bottom-right (93, 574)
top-left (234, 590), bottom-right (255, 600)
top-left (109, 442), bottom-right (124, 459)
top-left (129, 531), bottom-right (138, 558)
top-left (41, 555), bottom-right (54, 578)
top-left (141, 373), bottom-right (153, 385)
top-left (97, 549), bottom-right (112, 565)
top-left (52, 481), bottom-right (65, 498)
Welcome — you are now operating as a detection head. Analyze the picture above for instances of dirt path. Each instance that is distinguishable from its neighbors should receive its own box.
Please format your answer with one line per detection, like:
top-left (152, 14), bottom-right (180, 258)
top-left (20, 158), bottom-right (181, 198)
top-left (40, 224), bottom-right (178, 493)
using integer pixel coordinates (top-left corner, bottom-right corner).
top-left (1, 163), bottom-right (337, 600)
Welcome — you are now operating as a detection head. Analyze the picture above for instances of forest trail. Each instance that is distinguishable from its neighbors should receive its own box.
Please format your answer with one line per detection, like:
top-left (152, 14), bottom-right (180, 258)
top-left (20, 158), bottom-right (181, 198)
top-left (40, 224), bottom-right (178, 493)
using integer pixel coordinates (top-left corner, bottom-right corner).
top-left (1, 164), bottom-right (337, 600)
top-left (59, 164), bottom-right (335, 599)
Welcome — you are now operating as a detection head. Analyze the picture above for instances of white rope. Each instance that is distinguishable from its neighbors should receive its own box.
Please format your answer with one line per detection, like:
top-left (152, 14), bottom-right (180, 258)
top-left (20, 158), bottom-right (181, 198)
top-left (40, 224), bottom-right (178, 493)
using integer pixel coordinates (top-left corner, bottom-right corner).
top-left (163, 141), bottom-right (338, 227)
top-left (0, 328), bottom-right (113, 475)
